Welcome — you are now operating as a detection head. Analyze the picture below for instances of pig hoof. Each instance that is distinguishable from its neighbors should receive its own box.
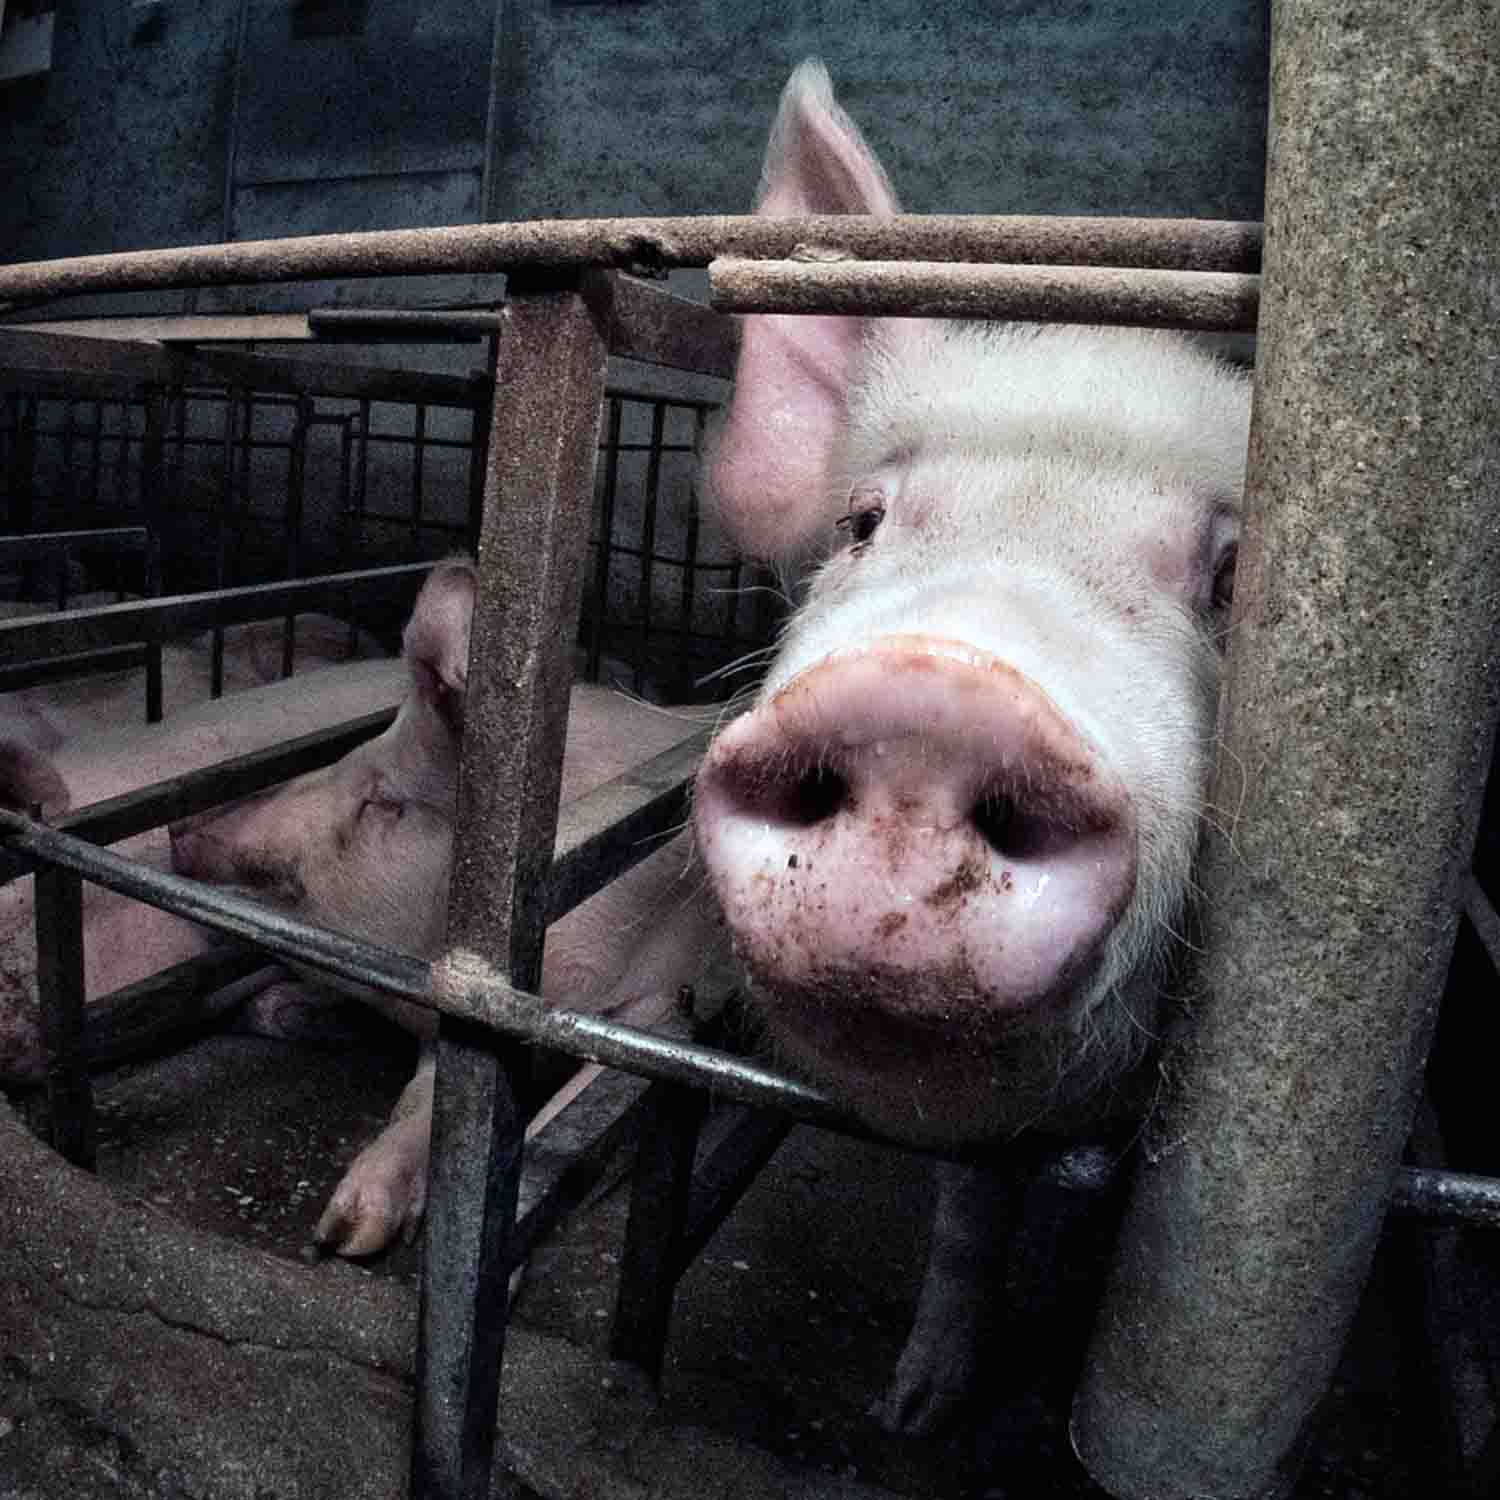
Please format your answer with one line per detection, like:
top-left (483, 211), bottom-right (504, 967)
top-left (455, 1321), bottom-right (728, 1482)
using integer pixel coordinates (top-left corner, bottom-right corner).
top-left (316, 1157), bottom-right (428, 1258)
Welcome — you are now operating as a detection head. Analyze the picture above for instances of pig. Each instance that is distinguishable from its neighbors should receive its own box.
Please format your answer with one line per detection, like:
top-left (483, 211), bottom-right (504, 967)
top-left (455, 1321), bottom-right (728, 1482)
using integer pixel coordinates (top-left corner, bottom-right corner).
top-left (0, 657), bottom-right (410, 1084)
top-left (169, 559), bottom-right (717, 1256)
top-left (690, 62), bottom-right (1249, 1430)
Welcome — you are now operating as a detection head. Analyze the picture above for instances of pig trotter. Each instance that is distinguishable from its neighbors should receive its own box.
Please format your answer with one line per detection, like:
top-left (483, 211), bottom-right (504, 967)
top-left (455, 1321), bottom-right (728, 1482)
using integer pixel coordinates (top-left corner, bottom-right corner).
top-left (315, 1047), bottom-right (434, 1257)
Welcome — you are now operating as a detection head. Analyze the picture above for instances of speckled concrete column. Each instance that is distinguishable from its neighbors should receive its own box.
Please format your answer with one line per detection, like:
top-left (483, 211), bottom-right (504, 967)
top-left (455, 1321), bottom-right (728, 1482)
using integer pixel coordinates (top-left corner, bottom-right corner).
top-left (1072, 4), bottom-right (1500, 1497)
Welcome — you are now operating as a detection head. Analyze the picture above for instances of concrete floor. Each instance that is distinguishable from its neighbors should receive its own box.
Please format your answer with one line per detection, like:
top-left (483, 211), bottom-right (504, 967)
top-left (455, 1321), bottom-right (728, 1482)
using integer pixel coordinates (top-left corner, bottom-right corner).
top-left (0, 1014), bottom-right (1443, 1499)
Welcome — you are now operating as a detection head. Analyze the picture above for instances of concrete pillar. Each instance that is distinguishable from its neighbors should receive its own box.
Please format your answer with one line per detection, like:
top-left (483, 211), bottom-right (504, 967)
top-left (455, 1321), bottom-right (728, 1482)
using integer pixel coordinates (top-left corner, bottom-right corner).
top-left (1072, 3), bottom-right (1500, 1495)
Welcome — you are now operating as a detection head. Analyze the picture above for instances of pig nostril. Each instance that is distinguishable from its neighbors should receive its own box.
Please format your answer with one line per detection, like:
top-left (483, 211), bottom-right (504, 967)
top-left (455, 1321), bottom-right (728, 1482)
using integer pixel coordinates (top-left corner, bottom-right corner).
top-left (971, 792), bottom-right (1065, 860)
top-left (972, 792), bottom-right (1017, 855)
top-left (789, 765), bottom-right (848, 826)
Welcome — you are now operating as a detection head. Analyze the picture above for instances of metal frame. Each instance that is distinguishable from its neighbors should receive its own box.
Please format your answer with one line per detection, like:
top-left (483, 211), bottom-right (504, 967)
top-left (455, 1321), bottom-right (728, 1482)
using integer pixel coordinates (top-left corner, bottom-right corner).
top-left (1, 191), bottom-right (1496, 1499)
top-left (3, 315), bottom-right (761, 705)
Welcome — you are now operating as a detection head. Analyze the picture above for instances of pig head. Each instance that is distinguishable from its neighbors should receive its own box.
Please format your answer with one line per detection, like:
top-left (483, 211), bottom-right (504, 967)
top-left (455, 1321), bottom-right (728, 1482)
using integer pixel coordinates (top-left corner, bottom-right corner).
top-left (171, 559), bottom-right (713, 1254)
top-left (695, 61), bottom-right (1249, 1151)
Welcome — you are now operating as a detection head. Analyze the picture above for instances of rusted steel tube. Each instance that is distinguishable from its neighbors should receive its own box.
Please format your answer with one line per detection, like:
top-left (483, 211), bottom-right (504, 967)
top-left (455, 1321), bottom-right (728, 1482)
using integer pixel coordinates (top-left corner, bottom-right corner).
top-left (1073, 4), bottom-right (1500, 1497)
top-left (0, 214), bottom-right (1261, 311)
top-left (710, 258), bottom-right (1259, 331)
top-left (411, 276), bottom-right (610, 1500)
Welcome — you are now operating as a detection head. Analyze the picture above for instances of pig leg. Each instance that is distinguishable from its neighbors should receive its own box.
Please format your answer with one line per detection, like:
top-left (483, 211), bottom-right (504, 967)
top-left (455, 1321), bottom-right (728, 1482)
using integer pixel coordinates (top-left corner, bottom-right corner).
top-left (316, 1042), bottom-right (436, 1255)
top-left (872, 1161), bottom-right (1017, 1436)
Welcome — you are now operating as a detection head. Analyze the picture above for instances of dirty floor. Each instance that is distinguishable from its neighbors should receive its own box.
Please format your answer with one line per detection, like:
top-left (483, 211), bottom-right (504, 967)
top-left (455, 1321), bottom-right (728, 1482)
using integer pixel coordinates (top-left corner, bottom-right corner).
top-left (0, 1018), bottom-right (1449, 1498)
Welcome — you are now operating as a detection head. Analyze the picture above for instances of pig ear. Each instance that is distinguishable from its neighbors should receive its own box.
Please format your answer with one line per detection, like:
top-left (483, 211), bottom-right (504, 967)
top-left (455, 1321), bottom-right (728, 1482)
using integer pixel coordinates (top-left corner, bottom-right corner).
top-left (0, 740), bottom-right (71, 820)
top-left (709, 60), bottom-right (901, 561)
top-left (402, 560), bottom-right (474, 736)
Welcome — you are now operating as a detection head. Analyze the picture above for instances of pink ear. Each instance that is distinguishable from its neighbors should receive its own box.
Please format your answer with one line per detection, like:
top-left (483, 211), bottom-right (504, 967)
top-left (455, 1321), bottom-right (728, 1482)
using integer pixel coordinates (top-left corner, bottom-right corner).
top-left (402, 559), bottom-right (475, 734)
top-left (709, 61), bottom-right (901, 562)
top-left (0, 740), bottom-right (71, 819)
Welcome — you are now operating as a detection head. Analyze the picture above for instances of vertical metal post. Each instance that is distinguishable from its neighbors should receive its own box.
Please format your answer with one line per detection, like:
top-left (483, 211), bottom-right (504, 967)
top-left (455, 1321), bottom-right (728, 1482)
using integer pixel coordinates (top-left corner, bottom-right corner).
top-left (609, 1082), bottom-right (707, 1381)
top-left (282, 395), bottom-right (313, 680)
top-left (587, 394), bottom-right (624, 681)
top-left (410, 273), bottom-right (608, 1500)
top-left (633, 402), bottom-right (665, 696)
top-left (1073, 5), bottom-right (1500, 1496)
top-left (35, 867), bottom-right (95, 1171)
top-left (141, 390), bottom-right (167, 723)
top-left (410, 401), bottom-right (428, 549)
top-left (465, 369), bottom-right (494, 557)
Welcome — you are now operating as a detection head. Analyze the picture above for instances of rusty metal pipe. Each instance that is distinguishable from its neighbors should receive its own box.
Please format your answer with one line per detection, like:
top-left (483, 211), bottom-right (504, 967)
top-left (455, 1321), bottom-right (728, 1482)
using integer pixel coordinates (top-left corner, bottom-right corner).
top-left (710, 258), bottom-right (1259, 331)
top-left (0, 214), bottom-right (1262, 311)
top-left (1072, 3), bottom-right (1500, 1495)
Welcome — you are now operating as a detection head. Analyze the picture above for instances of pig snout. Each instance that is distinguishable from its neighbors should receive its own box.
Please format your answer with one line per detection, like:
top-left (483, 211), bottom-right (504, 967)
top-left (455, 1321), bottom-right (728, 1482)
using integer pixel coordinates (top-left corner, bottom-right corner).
top-left (694, 637), bottom-right (1137, 1076)
top-left (169, 801), bottom-right (269, 888)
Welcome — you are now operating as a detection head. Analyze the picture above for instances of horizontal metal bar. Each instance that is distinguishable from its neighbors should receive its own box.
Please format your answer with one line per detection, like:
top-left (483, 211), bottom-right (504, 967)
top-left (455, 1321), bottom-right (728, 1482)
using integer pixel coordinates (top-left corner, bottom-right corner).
top-left (0, 562), bottom-right (432, 665)
top-left (0, 215), bottom-right (1263, 311)
top-left (0, 328), bottom-right (484, 407)
top-left (4, 805), bottom-right (1498, 1228)
top-left (309, 308), bottom-right (503, 342)
top-left (0, 707), bottom-right (397, 888)
top-left (5, 314), bottom-right (316, 344)
top-left (0, 527), bottom-right (147, 564)
top-left (710, 258), bottom-right (1260, 332)
top-left (1390, 1168), bottom-right (1500, 1230)
top-left (0, 807), bottom-right (432, 1001)
top-left (0, 644), bottom-right (150, 695)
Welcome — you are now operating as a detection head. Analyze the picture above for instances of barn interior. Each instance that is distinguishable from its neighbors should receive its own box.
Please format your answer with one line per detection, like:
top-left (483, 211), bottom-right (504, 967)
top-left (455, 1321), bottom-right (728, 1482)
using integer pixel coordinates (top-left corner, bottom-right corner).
top-left (2, 4), bottom-right (1497, 1499)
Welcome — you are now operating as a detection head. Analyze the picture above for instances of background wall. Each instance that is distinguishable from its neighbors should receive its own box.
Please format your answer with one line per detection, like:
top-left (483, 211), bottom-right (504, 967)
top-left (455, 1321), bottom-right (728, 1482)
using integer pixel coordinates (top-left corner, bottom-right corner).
top-left (0, 0), bottom-right (1269, 317)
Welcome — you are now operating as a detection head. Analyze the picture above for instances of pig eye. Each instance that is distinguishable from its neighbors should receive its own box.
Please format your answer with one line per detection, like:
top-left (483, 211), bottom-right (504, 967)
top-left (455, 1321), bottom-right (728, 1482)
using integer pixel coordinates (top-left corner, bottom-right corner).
top-left (836, 496), bottom-right (886, 549)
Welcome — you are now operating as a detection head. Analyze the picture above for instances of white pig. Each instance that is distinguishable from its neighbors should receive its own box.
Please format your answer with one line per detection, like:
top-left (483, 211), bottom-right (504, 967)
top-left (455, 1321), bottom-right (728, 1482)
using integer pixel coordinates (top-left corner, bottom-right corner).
top-left (168, 559), bottom-right (716, 1256)
top-left (690, 62), bottom-right (1249, 1430)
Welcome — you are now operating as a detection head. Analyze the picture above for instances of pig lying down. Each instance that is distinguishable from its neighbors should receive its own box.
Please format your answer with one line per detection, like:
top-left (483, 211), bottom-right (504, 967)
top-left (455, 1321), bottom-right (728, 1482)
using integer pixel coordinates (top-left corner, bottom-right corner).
top-left (688, 62), bottom-right (1249, 1428)
top-left (0, 656), bottom-right (409, 1082)
top-left (170, 560), bottom-right (714, 1256)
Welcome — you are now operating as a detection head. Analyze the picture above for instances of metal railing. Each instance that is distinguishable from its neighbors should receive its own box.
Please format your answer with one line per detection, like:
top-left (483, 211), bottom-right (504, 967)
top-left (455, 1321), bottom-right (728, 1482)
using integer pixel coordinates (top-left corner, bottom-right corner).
top-left (1, 186), bottom-right (1496, 1500)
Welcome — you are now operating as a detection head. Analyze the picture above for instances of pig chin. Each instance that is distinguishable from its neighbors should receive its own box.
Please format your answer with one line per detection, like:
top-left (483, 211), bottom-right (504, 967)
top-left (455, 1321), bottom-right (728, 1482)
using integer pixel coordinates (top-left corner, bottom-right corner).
top-left (743, 955), bottom-right (1135, 1145)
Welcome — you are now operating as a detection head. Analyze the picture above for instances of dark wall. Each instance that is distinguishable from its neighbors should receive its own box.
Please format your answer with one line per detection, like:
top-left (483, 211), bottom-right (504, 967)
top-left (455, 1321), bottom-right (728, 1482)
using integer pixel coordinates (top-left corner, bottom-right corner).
top-left (0, 0), bottom-right (1268, 316)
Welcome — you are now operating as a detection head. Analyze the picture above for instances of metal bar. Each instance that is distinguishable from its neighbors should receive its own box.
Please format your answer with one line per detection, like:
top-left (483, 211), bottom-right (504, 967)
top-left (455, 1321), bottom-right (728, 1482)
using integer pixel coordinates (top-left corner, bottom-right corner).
top-left (0, 528), bottom-right (148, 564)
top-left (33, 866), bottom-right (94, 1169)
top-left (411, 273), bottom-right (609, 1500)
top-left (464, 367), bottom-right (491, 557)
top-left (0, 327), bottom-right (483, 408)
top-left (0, 561), bottom-right (433, 665)
top-left (0, 709), bottom-right (397, 888)
top-left (675, 1106), bottom-right (794, 1274)
top-left (587, 395), bottom-right (624, 683)
top-left (610, 1081), bottom-right (708, 1381)
top-left (1462, 874), bottom-right (1500, 975)
top-left (309, 308), bottom-right (503, 341)
top-left (0, 644), bottom-right (151, 696)
top-left (1073, 4), bottom-right (1500, 1494)
top-left (677, 409), bottom-right (708, 676)
top-left (0, 214), bottom-right (1263, 310)
top-left (591, 273), bottom-right (738, 381)
top-left (282, 396), bottom-right (313, 680)
top-left (140, 393), bottom-right (166, 723)
top-left (409, 402), bottom-right (427, 549)
top-left (7, 804), bottom-right (1500, 1235)
top-left (710, 258), bottom-right (1259, 331)
top-left (633, 402), bottom-right (665, 696)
